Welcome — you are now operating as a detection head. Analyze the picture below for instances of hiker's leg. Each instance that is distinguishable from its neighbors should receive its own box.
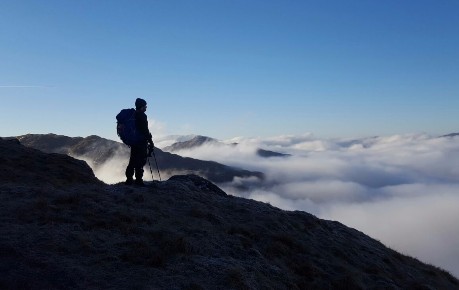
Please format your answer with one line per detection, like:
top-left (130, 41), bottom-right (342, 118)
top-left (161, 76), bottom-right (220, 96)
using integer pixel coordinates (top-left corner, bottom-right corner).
top-left (125, 148), bottom-right (135, 182)
top-left (132, 142), bottom-right (147, 183)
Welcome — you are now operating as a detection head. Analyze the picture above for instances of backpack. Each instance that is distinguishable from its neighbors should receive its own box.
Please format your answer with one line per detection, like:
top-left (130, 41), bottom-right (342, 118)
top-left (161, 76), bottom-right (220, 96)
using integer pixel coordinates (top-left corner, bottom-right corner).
top-left (116, 108), bottom-right (144, 146)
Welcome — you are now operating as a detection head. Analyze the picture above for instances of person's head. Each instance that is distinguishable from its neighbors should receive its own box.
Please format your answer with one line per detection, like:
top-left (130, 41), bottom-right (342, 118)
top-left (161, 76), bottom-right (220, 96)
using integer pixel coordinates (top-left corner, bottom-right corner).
top-left (135, 98), bottom-right (147, 112)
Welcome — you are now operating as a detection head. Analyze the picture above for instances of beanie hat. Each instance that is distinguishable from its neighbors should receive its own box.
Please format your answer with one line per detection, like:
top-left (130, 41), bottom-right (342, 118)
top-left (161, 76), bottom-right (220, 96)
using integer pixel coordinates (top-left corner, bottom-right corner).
top-left (135, 98), bottom-right (147, 109)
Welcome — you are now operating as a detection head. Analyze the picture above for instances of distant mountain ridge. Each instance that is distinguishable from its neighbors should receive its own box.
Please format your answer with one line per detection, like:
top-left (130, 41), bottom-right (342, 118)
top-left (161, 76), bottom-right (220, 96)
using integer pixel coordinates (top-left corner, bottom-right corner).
top-left (16, 134), bottom-right (263, 183)
top-left (441, 132), bottom-right (459, 138)
top-left (163, 135), bottom-right (290, 158)
top-left (163, 135), bottom-right (218, 152)
top-left (256, 148), bottom-right (291, 158)
top-left (1, 138), bottom-right (457, 289)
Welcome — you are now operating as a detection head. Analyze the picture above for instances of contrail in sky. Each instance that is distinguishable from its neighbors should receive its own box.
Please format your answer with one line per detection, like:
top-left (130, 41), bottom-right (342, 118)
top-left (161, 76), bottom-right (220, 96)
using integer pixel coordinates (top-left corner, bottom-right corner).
top-left (0, 85), bottom-right (54, 88)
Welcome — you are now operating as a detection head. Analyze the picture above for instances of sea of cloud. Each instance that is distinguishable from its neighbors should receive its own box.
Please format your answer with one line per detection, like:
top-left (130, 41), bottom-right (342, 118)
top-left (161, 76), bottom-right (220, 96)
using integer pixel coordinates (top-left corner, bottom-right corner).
top-left (165, 133), bottom-right (459, 278)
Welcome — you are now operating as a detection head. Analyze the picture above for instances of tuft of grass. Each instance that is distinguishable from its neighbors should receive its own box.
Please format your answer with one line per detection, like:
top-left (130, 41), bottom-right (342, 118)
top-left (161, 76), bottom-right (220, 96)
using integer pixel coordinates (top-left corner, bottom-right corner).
top-left (227, 227), bottom-right (257, 240)
top-left (189, 208), bottom-right (222, 225)
top-left (34, 197), bottom-right (49, 210)
top-left (120, 240), bottom-right (165, 268)
top-left (364, 264), bottom-right (382, 275)
top-left (272, 234), bottom-right (302, 251)
top-left (55, 192), bottom-right (82, 205)
top-left (332, 248), bottom-right (348, 261)
top-left (331, 274), bottom-right (364, 290)
top-left (263, 234), bottom-right (305, 258)
top-left (130, 193), bottom-right (145, 203)
top-left (120, 234), bottom-right (195, 268)
top-left (382, 257), bottom-right (393, 265)
top-left (78, 234), bottom-right (93, 253)
top-left (184, 283), bottom-right (205, 290)
top-left (162, 236), bottom-right (194, 255)
top-left (226, 267), bottom-right (249, 290)
top-left (287, 256), bottom-right (319, 280)
top-left (264, 240), bottom-right (289, 258)
top-left (189, 207), bottom-right (206, 218)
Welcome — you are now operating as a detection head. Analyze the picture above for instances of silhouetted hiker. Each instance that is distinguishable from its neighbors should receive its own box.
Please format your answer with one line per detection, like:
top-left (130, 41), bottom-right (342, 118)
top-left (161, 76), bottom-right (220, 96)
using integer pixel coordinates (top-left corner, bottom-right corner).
top-left (125, 98), bottom-right (154, 186)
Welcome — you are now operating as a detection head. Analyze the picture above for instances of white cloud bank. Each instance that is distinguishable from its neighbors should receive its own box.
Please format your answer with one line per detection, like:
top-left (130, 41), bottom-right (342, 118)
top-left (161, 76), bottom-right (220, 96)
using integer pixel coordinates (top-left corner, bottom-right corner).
top-left (170, 133), bottom-right (459, 278)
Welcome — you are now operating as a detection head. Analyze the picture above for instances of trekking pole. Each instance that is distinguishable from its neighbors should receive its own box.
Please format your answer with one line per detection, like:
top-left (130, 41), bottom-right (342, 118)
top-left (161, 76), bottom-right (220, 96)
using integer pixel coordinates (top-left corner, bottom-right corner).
top-left (147, 157), bottom-right (155, 181)
top-left (151, 145), bottom-right (162, 181)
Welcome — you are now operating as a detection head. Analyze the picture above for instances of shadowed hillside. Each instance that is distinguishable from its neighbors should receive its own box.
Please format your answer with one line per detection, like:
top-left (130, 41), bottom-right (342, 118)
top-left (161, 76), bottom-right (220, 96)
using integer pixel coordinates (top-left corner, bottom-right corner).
top-left (0, 138), bottom-right (102, 187)
top-left (0, 138), bottom-right (458, 289)
top-left (17, 134), bottom-right (264, 183)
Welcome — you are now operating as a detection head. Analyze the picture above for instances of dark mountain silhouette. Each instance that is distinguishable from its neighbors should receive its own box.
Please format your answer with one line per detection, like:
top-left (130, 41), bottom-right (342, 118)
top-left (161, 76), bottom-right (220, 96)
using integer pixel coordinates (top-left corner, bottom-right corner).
top-left (163, 135), bottom-right (219, 152)
top-left (17, 134), bottom-right (263, 183)
top-left (1, 138), bottom-right (458, 289)
top-left (441, 132), bottom-right (459, 138)
top-left (164, 135), bottom-right (290, 158)
top-left (256, 148), bottom-right (291, 158)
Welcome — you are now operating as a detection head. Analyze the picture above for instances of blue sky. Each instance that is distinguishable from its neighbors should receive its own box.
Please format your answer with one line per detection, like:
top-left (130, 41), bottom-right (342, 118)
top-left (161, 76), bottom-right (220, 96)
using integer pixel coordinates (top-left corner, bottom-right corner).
top-left (1, 0), bottom-right (458, 140)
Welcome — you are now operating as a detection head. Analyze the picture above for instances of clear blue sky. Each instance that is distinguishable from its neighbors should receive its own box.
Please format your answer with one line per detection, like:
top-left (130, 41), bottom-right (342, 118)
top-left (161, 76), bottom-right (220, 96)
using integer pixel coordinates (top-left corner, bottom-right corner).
top-left (1, 0), bottom-right (458, 140)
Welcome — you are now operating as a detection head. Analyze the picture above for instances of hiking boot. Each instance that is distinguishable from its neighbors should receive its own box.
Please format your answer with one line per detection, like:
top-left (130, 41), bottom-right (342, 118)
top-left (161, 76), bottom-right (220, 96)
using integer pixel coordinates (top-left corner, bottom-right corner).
top-left (125, 178), bottom-right (133, 185)
top-left (135, 179), bottom-right (145, 186)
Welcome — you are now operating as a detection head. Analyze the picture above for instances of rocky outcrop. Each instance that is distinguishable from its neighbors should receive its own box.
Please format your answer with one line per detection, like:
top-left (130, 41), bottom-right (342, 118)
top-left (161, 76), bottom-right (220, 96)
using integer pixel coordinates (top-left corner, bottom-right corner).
top-left (0, 138), bottom-right (457, 289)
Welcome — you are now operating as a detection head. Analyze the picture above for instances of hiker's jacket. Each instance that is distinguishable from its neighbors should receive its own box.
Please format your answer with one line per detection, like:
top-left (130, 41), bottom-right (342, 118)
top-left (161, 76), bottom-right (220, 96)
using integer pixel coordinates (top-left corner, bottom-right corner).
top-left (135, 110), bottom-right (153, 144)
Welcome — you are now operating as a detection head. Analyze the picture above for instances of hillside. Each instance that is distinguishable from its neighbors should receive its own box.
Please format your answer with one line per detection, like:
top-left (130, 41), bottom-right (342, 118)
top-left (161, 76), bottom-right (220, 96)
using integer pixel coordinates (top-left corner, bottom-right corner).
top-left (0, 138), bottom-right (458, 289)
top-left (16, 134), bottom-right (263, 183)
